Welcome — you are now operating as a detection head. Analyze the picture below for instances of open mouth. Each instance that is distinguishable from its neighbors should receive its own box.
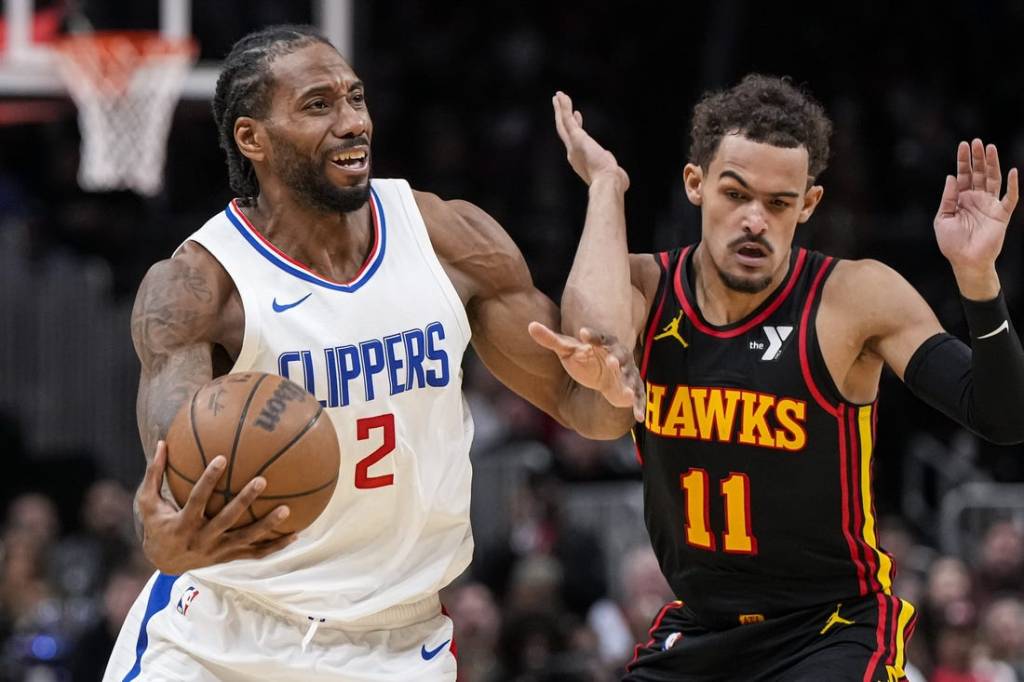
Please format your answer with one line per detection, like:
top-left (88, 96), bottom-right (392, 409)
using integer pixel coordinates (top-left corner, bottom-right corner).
top-left (734, 242), bottom-right (769, 266)
top-left (328, 148), bottom-right (369, 173)
top-left (737, 243), bottom-right (767, 258)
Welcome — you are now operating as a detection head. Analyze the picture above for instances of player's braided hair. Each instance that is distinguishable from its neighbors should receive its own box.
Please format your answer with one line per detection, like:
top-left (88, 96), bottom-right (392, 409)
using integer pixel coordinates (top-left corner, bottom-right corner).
top-left (689, 74), bottom-right (833, 181)
top-left (212, 25), bottom-right (335, 203)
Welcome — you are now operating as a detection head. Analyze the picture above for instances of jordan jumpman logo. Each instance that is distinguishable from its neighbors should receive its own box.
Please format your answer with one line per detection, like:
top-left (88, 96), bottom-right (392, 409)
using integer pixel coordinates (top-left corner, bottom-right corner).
top-left (653, 311), bottom-right (688, 348)
top-left (819, 603), bottom-right (856, 635)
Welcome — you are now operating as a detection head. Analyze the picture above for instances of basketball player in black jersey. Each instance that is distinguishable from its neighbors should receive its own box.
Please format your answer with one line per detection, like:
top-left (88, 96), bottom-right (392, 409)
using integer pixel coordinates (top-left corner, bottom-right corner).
top-left (530, 76), bottom-right (1024, 681)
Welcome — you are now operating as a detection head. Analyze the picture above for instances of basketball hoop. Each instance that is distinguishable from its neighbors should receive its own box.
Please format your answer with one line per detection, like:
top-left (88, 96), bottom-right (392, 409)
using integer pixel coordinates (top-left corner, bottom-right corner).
top-left (53, 31), bottom-right (197, 196)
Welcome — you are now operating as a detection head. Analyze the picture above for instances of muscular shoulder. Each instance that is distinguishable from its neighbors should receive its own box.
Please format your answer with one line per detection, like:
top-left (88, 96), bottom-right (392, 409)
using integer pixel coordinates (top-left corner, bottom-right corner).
top-left (131, 242), bottom-right (235, 365)
top-left (629, 252), bottom-right (662, 306)
top-left (412, 190), bottom-right (530, 304)
top-left (822, 258), bottom-right (936, 345)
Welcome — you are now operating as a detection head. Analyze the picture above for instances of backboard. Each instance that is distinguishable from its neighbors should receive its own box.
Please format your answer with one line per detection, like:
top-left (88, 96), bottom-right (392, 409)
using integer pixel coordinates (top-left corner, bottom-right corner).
top-left (0, 0), bottom-right (353, 100)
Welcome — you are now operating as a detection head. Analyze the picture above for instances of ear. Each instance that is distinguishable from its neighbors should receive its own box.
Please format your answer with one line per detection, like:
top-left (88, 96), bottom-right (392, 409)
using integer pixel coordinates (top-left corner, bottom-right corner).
top-left (797, 184), bottom-right (824, 223)
top-left (683, 163), bottom-right (704, 206)
top-left (234, 116), bottom-right (265, 163)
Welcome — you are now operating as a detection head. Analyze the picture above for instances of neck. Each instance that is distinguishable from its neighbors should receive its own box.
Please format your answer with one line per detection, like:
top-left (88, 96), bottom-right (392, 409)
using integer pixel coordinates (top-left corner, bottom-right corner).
top-left (691, 243), bottom-right (791, 325)
top-left (242, 186), bottom-right (374, 280)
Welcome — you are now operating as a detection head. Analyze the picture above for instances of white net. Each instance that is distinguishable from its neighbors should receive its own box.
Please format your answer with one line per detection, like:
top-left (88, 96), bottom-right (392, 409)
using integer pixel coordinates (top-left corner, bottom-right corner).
top-left (54, 32), bottom-right (196, 196)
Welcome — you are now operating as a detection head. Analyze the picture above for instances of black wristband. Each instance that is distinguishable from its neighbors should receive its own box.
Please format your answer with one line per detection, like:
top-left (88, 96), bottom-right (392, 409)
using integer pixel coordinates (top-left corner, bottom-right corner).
top-left (961, 290), bottom-right (1011, 341)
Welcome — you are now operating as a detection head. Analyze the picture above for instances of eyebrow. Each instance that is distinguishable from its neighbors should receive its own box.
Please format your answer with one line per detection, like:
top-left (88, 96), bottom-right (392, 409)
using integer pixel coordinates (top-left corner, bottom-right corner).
top-left (719, 170), bottom-right (801, 198)
top-left (295, 80), bottom-right (364, 100)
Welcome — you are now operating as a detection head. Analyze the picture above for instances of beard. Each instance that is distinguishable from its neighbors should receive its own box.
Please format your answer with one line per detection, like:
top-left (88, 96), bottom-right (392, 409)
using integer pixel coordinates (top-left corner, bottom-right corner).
top-left (268, 131), bottom-right (371, 214)
top-left (713, 234), bottom-right (775, 293)
top-left (715, 267), bottom-right (774, 294)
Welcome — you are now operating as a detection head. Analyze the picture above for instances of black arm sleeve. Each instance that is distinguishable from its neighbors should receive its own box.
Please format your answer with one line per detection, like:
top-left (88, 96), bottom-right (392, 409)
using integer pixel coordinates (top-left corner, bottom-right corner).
top-left (903, 291), bottom-right (1024, 445)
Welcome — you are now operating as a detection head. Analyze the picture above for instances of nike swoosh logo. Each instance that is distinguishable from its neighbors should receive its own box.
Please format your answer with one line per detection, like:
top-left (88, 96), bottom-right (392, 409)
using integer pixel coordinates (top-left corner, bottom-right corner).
top-left (420, 639), bottom-right (451, 660)
top-left (978, 319), bottom-right (1009, 340)
top-left (272, 293), bottom-right (312, 313)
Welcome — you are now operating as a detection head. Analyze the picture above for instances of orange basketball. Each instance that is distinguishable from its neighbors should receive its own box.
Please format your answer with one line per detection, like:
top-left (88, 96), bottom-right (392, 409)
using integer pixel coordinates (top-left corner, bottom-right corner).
top-left (164, 371), bottom-right (339, 535)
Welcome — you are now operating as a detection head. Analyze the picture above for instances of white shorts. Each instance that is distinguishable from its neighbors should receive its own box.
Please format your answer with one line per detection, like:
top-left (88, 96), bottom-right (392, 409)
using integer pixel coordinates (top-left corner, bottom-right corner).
top-left (103, 572), bottom-right (457, 681)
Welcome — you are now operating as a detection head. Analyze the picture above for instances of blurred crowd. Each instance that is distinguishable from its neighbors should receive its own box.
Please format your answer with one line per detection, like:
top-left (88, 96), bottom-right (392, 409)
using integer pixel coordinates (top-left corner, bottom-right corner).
top-left (1, 0), bottom-right (1024, 680)
top-left (2, 377), bottom-right (1024, 681)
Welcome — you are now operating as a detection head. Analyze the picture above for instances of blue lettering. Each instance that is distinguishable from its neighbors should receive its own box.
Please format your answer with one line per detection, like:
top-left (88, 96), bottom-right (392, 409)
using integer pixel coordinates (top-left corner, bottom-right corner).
top-left (359, 339), bottom-right (386, 401)
top-left (323, 347), bottom-right (339, 408)
top-left (300, 350), bottom-right (316, 396)
top-left (425, 321), bottom-right (450, 387)
top-left (278, 351), bottom-right (302, 382)
top-left (384, 334), bottom-right (405, 395)
top-left (337, 345), bottom-right (360, 407)
top-left (282, 322), bottom-right (452, 408)
top-left (403, 329), bottom-right (426, 391)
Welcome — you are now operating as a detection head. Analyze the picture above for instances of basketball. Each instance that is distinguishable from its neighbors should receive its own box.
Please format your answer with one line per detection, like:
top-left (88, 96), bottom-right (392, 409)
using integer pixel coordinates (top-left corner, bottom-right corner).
top-left (164, 371), bottom-right (340, 535)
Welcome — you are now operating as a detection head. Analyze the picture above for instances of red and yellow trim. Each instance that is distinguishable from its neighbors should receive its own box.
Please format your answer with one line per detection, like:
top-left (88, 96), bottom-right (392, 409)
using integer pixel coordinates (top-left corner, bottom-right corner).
top-left (864, 596), bottom-right (917, 682)
top-left (840, 402), bottom-right (893, 599)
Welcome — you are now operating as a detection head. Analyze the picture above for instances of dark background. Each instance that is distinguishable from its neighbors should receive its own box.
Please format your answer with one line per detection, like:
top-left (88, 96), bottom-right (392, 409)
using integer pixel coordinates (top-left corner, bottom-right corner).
top-left (0, 1), bottom-right (1022, 680)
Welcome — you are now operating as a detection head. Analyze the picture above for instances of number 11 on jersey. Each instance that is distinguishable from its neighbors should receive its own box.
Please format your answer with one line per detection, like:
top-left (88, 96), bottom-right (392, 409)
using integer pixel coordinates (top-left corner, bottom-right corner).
top-left (680, 468), bottom-right (758, 555)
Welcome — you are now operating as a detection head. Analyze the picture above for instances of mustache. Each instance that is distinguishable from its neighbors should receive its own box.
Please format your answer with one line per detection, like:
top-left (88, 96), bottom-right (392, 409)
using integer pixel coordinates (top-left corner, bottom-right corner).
top-left (728, 234), bottom-right (774, 254)
top-left (325, 136), bottom-right (370, 157)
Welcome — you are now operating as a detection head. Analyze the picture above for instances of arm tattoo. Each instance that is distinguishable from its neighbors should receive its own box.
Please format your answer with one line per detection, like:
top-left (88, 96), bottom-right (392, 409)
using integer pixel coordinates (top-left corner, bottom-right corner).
top-left (132, 260), bottom-right (218, 459)
top-left (175, 265), bottom-right (214, 303)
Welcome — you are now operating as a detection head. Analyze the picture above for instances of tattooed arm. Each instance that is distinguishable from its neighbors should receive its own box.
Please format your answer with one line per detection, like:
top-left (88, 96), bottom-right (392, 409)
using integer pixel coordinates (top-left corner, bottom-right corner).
top-left (131, 245), bottom-right (220, 460)
top-left (130, 243), bottom-right (294, 573)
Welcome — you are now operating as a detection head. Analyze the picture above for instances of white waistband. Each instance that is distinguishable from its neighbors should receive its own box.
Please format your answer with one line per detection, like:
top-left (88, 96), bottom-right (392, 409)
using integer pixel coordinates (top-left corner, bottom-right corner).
top-left (187, 574), bottom-right (442, 631)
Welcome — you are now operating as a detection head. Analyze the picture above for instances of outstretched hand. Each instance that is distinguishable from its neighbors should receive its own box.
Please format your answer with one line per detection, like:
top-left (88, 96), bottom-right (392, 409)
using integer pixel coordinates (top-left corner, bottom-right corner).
top-left (552, 91), bottom-right (629, 190)
top-left (529, 321), bottom-right (644, 422)
top-left (935, 139), bottom-right (1019, 290)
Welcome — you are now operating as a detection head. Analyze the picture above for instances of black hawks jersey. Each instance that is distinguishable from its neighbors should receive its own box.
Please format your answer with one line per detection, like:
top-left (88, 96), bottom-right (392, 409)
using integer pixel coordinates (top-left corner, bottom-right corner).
top-left (633, 245), bottom-right (895, 629)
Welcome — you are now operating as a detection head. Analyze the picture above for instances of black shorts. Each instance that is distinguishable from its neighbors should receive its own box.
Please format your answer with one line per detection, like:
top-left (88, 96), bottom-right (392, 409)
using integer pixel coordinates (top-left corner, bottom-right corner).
top-left (623, 594), bottom-right (917, 682)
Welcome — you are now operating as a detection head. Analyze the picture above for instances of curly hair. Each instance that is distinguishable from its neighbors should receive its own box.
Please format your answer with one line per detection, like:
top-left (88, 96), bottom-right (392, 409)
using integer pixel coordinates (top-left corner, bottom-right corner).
top-left (211, 25), bottom-right (336, 202)
top-left (689, 74), bottom-right (833, 181)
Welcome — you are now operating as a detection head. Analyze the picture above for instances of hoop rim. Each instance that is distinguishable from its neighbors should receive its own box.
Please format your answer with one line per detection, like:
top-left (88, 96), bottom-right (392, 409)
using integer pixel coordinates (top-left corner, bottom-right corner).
top-left (52, 30), bottom-right (197, 95)
top-left (55, 30), bottom-right (197, 58)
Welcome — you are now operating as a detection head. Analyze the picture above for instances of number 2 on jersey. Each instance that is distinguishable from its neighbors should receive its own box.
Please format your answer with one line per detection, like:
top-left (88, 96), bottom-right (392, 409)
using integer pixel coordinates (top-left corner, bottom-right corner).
top-left (355, 413), bottom-right (396, 489)
top-left (680, 468), bottom-right (758, 554)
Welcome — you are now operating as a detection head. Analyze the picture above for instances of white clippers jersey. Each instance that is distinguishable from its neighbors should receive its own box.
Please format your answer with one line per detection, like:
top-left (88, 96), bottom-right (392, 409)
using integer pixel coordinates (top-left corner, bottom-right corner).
top-left (183, 179), bottom-right (474, 624)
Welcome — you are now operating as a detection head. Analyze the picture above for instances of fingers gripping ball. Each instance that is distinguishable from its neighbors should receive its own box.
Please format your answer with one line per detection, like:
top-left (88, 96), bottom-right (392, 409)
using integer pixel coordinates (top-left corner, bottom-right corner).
top-left (165, 372), bottom-right (340, 534)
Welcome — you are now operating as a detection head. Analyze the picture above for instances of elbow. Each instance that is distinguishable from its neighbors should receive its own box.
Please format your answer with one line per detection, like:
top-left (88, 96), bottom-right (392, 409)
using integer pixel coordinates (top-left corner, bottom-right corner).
top-left (570, 409), bottom-right (636, 441)
top-left (576, 423), bottom-right (633, 441)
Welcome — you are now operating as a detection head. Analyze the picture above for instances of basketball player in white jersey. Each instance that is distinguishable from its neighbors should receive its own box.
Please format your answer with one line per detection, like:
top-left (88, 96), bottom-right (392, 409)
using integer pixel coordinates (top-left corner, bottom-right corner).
top-left (104, 25), bottom-right (640, 682)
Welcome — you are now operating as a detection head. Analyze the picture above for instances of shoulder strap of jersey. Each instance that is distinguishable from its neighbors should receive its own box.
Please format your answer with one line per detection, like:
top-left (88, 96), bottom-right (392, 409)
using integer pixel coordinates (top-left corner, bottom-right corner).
top-left (639, 249), bottom-right (680, 379)
top-left (374, 179), bottom-right (472, 343)
top-left (797, 252), bottom-right (844, 415)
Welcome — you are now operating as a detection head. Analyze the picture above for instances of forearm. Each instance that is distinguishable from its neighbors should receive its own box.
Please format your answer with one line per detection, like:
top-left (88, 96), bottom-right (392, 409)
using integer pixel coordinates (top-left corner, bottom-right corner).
top-left (905, 290), bottom-right (1024, 444)
top-left (558, 378), bottom-right (635, 440)
top-left (951, 263), bottom-right (1001, 301)
top-left (561, 174), bottom-right (633, 343)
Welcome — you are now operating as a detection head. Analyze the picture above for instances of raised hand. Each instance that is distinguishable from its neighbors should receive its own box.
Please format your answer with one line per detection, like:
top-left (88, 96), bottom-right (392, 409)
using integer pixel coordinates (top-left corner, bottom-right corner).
top-left (136, 441), bottom-right (296, 574)
top-left (553, 91), bottom-right (629, 190)
top-left (935, 139), bottom-right (1019, 298)
top-left (528, 321), bottom-right (644, 422)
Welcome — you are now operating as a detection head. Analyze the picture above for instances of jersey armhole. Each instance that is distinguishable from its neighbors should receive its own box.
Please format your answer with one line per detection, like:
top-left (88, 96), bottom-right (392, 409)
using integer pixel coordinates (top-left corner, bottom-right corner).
top-left (798, 256), bottom-right (847, 415)
top-left (181, 236), bottom-right (263, 374)
top-left (638, 251), bottom-right (674, 379)
top-left (388, 179), bottom-right (473, 345)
